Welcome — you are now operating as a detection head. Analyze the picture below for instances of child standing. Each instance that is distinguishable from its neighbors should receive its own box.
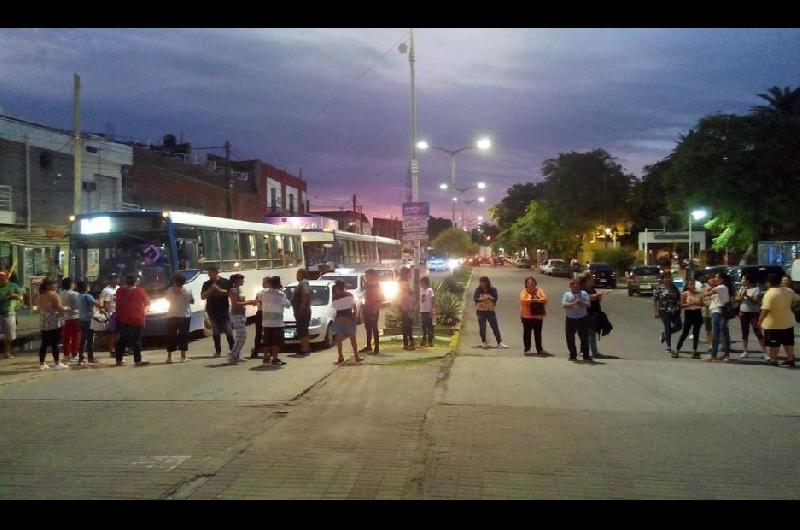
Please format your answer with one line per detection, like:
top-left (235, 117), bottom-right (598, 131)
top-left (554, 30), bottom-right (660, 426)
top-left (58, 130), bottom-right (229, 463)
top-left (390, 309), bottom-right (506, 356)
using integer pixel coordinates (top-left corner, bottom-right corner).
top-left (228, 274), bottom-right (257, 363)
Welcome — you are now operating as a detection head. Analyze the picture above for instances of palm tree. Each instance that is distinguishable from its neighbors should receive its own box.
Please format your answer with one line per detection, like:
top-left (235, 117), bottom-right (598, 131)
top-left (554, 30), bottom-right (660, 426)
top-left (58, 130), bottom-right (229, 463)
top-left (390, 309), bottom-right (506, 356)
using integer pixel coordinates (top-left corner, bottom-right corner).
top-left (751, 86), bottom-right (800, 117)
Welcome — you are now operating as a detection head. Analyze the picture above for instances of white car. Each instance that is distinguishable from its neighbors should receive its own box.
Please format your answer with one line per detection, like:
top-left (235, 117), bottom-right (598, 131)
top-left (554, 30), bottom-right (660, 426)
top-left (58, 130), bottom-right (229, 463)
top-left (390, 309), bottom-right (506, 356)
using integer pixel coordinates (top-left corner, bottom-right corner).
top-left (319, 272), bottom-right (365, 323)
top-left (540, 259), bottom-right (566, 275)
top-left (371, 268), bottom-right (400, 304)
top-left (282, 280), bottom-right (337, 348)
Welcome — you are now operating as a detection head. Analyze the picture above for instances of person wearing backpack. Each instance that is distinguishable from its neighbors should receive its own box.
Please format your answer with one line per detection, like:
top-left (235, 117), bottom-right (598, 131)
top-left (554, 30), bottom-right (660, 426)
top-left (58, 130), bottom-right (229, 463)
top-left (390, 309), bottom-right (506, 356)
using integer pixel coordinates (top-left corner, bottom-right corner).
top-left (76, 280), bottom-right (100, 366)
top-left (704, 272), bottom-right (732, 362)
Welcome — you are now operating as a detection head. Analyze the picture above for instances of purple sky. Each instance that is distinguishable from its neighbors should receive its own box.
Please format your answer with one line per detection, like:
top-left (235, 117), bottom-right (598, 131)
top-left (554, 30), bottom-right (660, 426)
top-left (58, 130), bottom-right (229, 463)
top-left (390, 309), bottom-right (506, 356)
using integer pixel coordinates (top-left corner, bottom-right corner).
top-left (2, 28), bottom-right (799, 224)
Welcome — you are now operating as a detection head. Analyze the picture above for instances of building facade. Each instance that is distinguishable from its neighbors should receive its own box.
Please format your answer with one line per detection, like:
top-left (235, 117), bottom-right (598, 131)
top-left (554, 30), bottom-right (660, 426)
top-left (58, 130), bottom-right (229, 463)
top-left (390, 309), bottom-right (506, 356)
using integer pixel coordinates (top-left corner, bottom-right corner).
top-left (372, 217), bottom-right (402, 240)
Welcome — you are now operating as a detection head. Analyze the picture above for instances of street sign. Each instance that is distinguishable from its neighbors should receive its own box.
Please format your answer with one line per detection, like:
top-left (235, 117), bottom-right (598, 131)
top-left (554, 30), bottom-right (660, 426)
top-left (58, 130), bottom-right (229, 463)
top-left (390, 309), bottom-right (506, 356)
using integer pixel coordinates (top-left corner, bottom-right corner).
top-left (402, 201), bottom-right (429, 242)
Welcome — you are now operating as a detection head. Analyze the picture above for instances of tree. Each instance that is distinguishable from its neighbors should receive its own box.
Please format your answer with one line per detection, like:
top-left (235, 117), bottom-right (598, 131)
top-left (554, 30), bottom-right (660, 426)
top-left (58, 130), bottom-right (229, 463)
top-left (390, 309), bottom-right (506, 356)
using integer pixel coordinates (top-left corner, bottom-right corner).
top-left (540, 149), bottom-right (634, 236)
top-left (751, 86), bottom-right (800, 117)
top-left (503, 200), bottom-right (572, 258)
top-left (490, 182), bottom-right (545, 229)
top-left (432, 228), bottom-right (478, 257)
top-left (428, 217), bottom-right (453, 241)
top-left (628, 159), bottom-right (670, 234)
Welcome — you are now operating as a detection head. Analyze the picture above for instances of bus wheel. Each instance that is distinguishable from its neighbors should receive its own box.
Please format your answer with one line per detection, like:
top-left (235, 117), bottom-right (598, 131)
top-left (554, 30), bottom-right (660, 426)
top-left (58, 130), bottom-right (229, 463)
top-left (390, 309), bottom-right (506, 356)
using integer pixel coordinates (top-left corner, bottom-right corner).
top-left (322, 324), bottom-right (333, 349)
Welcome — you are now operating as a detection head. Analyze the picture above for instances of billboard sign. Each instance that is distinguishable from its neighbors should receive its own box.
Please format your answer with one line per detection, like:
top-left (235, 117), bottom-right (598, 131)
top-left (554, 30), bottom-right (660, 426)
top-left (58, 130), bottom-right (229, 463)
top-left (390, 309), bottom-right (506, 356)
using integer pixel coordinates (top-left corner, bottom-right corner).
top-left (402, 201), bottom-right (429, 242)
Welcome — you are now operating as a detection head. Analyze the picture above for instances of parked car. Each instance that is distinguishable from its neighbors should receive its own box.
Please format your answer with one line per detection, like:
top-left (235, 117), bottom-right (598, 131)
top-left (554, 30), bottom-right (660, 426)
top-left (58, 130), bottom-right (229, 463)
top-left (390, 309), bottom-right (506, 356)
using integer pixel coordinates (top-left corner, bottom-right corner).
top-left (492, 256), bottom-right (505, 266)
top-left (540, 259), bottom-right (566, 275)
top-left (732, 265), bottom-right (786, 290)
top-left (516, 258), bottom-right (531, 269)
top-left (319, 271), bottom-right (365, 323)
top-left (550, 261), bottom-right (573, 277)
top-left (627, 265), bottom-right (661, 296)
top-left (282, 280), bottom-right (336, 348)
top-left (587, 262), bottom-right (617, 288)
top-left (693, 265), bottom-right (737, 286)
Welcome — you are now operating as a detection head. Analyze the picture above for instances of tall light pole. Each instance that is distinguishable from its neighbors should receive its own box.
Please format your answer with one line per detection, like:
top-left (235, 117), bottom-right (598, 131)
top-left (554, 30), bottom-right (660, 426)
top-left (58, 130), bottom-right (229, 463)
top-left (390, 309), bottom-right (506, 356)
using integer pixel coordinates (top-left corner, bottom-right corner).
top-left (400, 29), bottom-right (418, 203)
top-left (437, 181), bottom-right (486, 227)
top-left (688, 209), bottom-right (708, 281)
top-left (418, 138), bottom-right (491, 224)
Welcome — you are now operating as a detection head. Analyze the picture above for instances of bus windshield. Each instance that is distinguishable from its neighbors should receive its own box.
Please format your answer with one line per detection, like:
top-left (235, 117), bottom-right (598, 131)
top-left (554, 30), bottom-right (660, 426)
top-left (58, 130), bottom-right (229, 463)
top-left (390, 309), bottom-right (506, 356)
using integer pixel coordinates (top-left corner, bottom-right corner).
top-left (71, 230), bottom-right (173, 296)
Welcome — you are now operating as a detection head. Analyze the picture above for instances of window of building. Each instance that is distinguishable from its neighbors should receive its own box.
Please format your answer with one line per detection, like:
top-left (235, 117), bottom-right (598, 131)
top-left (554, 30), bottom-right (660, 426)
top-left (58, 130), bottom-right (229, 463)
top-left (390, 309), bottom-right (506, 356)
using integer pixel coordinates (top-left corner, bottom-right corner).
top-left (270, 188), bottom-right (277, 209)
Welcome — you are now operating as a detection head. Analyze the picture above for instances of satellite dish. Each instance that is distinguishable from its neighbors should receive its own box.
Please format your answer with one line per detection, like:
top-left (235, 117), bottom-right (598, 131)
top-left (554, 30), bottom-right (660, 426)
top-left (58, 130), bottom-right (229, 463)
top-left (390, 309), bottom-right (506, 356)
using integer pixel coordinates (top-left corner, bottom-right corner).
top-left (398, 42), bottom-right (408, 54)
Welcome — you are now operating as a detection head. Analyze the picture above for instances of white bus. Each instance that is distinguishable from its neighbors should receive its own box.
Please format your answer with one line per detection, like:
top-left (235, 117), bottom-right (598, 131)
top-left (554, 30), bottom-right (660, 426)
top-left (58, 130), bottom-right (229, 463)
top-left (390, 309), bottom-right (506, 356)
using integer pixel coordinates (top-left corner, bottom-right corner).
top-left (302, 229), bottom-right (402, 278)
top-left (69, 211), bottom-right (304, 335)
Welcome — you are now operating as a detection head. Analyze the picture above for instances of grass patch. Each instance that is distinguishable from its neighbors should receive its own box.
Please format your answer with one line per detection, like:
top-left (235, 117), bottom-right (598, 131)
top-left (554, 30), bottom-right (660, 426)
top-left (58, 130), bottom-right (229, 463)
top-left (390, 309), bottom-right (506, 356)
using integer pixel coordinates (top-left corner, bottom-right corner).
top-left (382, 336), bottom-right (451, 348)
top-left (386, 356), bottom-right (445, 367)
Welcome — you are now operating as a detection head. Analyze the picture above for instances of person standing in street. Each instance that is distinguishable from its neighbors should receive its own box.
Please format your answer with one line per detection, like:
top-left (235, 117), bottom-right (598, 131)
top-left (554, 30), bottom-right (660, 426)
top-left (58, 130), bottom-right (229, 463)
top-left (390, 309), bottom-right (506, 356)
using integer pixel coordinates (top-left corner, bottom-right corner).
top-left (759, 273), bottom-right (799, 368)
top-left (99, 273), bottom-right (119, 357)
top-left (165, 273), bottom-right (194, 363)
top-left (474, 276), bottom-right (508, 349)
top-left (60, 278), bottom-right (82, 363)
top-left (250, 276), bottom-right (269, 359)
top-left (653, 273), bottom-right (682, 355)
top-left (398, 268), bottom-right (415, 350)
top-left (114, 275), bottom-right (150, 367)
top-left (292, 269), bottom-right (312, 356)
top-left (228, 274), bottom-right (258, 363)
top-left (519, 276), bottom-right (549, 356)
top-left (0, 270), bottom-right (23, 360)
top-left (418, 276), bottom-right (436, 347)
top-left (260, 276), bottom-right (291, 366)
top-left (37, 278), bottom-right (70, 371)
top-left (675, 281), bottom-right (705, 359)
top-left (76, 280), bottom-right (99, 365)
top-left (562, 279), bottom-right (592, 362)
top-left (333, 280), bottom-right (362, 363)
top-left (201, 265), bottom-right (234, 357)
top-left (704, 273), bottom-right (732, 362)
top-left (359, 269), bottom-right (384, 355)
top-left (736, 274), bottom-right (767, 359)
top-left (580, 272), bottom-right (609, 358)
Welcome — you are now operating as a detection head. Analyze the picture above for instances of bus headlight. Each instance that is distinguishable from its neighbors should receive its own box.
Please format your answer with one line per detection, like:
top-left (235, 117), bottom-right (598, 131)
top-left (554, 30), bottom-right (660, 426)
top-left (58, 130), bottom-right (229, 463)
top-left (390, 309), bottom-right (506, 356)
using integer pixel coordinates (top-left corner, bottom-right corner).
top-left (148, 298), bottom-right (170, 314)
top-left (310, 317), bottom-right (322, 327)
top-left (380, 281), bottom-right (399, 301)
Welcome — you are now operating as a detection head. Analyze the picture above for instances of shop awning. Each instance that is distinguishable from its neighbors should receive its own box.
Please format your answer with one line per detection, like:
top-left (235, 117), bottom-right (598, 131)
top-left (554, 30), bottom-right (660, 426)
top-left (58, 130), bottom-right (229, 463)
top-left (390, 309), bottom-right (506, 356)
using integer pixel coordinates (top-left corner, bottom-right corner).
top-left (0, 225), bottom-right (68, 248)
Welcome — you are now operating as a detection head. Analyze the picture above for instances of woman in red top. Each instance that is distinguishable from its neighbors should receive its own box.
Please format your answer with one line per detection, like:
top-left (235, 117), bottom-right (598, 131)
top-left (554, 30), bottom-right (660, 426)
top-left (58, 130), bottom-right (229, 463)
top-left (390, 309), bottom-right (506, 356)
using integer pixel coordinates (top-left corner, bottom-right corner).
top-left (114, 275), bottom-right (151, 366)
top-left (519, 277), bottom-right (549, 356)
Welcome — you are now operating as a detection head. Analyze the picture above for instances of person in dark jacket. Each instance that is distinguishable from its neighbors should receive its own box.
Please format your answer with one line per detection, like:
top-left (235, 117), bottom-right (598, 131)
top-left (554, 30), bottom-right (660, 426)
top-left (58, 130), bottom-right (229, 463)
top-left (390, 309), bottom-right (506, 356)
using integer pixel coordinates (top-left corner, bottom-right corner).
top-left (473, 276), bottom-right (508, 349)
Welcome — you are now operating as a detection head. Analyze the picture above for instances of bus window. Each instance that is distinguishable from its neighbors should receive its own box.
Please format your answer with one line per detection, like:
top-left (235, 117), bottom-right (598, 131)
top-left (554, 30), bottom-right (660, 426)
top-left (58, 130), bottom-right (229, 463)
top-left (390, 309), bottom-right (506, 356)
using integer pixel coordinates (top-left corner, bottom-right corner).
top-left (271, 234), bottom-right (285, 267)
top-left (239, 233), bottom-right (257, 270)
top-left (283, 235), bottom-right (296, 267)
top-left (257, 234), bottom-right (272, 269)
top-left (198, 229), bottom-right (220, 271)
top-left (221, 231), bottom-right (240, 271)
top-left (175, 227), bottom-right (199, 271)
top-left (291, 236), bottom-right (304, 266)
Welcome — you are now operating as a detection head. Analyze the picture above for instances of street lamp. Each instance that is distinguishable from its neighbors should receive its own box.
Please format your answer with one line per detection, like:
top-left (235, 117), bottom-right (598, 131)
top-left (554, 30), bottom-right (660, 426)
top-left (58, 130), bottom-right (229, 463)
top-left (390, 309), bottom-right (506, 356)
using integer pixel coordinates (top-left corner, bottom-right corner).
top-left (418, 138), bottom-right (492, 225)
top-left (688, 208), bottom-right (708, 280)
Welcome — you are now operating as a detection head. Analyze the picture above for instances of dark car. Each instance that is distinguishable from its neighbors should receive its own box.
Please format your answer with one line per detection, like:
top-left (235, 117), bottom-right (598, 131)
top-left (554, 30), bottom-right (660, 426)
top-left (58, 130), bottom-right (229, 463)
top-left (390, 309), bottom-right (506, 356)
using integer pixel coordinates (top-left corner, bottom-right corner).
top-left (627, 265), bottom-right (661, 296)
top-left (516, 258), bottom-right (531, 269)
top-left (492, 256), bottom-right (505, 266)
top-left (734, 265), bottom-right (786, 289)
top-left (588, 262), bottom-right (617, 288)
top-left (693, 265), bottom-right (738, 286)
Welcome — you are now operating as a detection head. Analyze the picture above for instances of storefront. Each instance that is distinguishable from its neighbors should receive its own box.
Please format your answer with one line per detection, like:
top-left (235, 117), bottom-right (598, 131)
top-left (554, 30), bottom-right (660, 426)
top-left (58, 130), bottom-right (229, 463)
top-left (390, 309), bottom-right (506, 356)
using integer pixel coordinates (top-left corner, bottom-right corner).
top-left (0, 225), bottom-right (67, 302)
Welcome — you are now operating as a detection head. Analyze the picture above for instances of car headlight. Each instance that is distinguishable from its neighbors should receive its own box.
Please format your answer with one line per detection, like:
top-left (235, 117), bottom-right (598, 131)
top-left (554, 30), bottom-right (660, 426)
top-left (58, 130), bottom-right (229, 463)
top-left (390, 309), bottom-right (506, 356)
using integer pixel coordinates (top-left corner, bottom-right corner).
top-left (148, 298), bottom-right (170, 314)
top-left (310, 317), bottom-right (322, 326)
top-left (380, 281), bottom-right (399, 300)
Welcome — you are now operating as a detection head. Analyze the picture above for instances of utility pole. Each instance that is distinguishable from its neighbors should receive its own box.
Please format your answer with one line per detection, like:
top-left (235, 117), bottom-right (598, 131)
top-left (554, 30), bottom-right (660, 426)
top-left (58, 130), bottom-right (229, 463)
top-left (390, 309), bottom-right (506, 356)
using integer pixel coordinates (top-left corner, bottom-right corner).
top-left (224, 141), bottom-right (232, 218)
top-left (25, 135), bottom-right (31, 232)
top-left (72, 73), bottom-right (82, 217)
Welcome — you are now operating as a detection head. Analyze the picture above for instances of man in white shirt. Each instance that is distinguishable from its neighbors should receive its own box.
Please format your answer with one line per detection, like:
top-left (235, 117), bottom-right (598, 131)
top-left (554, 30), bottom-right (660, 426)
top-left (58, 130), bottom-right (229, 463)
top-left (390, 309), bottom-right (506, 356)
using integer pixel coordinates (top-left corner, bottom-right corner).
top-left (419, 276), bottom-right (435, 347)
top-left (98, 273), bottom-right (119, 356)
top-left (704, 273), bottom-right (731, 361)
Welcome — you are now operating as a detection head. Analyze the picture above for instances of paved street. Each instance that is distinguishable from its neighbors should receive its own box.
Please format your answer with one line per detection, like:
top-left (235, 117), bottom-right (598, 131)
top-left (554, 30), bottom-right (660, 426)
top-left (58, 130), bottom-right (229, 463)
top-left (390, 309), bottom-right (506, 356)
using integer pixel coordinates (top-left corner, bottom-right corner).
top-left (1, 266), bottom-right (799, 499)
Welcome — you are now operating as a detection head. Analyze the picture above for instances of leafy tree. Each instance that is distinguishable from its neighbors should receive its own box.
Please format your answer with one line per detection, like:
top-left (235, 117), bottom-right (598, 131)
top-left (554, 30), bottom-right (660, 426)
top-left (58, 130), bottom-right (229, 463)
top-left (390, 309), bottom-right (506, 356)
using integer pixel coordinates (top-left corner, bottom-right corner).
top-left (433, 228), bottom-right (478, 257)
top-left (628, 159), bottom-right (670, 234)
top-left (504, 200), bottom-right (572, 257)
top-left (751, 86), bottom-right (800, 117)
top-left (540, 149), bottom-right (634, 236)
top-left (490, 182), bottom-right (545, 229)
top-left (428, 217), bottom-right (453, 241)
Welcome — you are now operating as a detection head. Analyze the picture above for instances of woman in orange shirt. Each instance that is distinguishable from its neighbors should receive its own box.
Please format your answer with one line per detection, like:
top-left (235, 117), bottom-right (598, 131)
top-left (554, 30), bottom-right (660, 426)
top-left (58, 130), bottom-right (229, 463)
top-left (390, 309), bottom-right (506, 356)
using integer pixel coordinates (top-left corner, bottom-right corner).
top-left (520, 277), bottom-right (549, 356)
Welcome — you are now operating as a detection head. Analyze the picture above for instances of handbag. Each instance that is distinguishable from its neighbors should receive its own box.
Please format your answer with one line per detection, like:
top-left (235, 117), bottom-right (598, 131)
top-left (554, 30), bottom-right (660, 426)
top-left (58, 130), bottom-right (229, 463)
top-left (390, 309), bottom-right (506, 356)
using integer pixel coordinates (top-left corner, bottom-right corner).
top-left (669, 311), bottom-right (683, 333)
top-left (530, 300), bottom-right (545, 316)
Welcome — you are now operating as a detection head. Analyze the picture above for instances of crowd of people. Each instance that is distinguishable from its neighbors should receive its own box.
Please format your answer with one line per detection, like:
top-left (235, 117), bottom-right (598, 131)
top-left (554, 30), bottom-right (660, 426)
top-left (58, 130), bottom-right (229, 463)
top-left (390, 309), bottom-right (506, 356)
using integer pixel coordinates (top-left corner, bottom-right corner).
top-left (3, 263), bottom-right (797, 371)
top-left (469, 267), bottom-right (796, 368)
top-left (0, 264), bottom-right (446, 371)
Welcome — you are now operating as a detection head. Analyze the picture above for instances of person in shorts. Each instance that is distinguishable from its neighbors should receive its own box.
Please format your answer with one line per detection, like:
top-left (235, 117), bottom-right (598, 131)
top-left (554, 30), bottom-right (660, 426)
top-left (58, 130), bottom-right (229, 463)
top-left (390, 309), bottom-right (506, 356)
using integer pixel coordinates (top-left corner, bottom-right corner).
top-left (759, 273), bottom-right (799, 368)
top-left (261, 276), bottom-right (290, 366)
top-left (0, 270), bottom-right (23, 359)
